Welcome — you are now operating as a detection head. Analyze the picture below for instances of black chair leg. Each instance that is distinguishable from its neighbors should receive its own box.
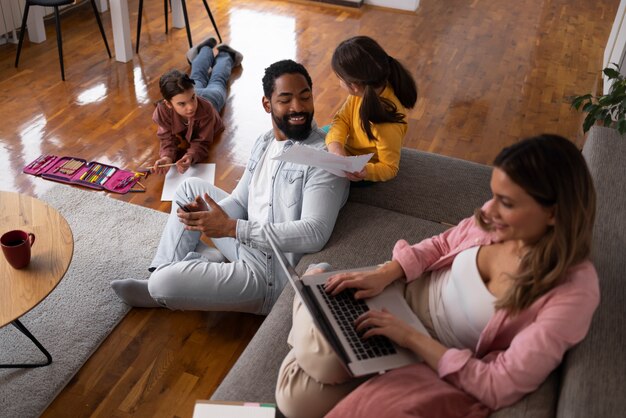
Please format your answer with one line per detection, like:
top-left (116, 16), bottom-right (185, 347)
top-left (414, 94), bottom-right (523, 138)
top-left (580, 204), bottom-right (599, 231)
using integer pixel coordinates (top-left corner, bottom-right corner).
top-left (90, 0), bottom-right (112, 58)
top-left (164, 0), bottom-right (169, 34)
top-left (15, 3), bottom-right (30, 68)
top-left (136, 0), bottom-right (143, 53)
top-left (180, 0), bottom-right (192, 48)
top-left (138, 0), bottom-right (219, 52)
top-left (201, 0), bottom-right (221, 43)
top-left (53, 6), bottom-right (65, 81)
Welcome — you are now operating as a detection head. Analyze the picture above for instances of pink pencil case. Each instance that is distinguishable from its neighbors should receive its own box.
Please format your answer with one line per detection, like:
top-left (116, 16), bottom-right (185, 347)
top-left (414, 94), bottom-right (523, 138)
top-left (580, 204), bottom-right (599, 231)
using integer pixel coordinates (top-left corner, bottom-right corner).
top-left (23, 154), bottom-right (141, 194)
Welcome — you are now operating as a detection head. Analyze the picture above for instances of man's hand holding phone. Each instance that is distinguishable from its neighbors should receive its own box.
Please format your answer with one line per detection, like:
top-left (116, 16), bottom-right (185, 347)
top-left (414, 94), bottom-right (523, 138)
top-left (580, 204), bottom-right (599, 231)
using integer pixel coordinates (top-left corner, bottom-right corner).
top-left (177, 195), bottom-right (209, 213)
top-left (175, 200), bottom-right (191, 212)
top-left (175, 194), bottom-right (236, 238)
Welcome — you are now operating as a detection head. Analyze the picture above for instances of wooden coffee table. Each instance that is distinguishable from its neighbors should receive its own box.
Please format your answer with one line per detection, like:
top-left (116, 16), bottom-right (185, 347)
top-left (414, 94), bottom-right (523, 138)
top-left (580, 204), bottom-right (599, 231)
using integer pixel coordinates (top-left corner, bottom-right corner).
top-left (0, 191), bottom-right (73, 368)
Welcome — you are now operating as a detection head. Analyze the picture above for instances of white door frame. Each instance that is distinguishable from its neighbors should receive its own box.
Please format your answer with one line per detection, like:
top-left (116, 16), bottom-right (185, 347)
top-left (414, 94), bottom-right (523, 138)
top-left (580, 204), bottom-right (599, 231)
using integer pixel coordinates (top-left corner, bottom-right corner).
top-left (604, 0), bottom-right (626, 93)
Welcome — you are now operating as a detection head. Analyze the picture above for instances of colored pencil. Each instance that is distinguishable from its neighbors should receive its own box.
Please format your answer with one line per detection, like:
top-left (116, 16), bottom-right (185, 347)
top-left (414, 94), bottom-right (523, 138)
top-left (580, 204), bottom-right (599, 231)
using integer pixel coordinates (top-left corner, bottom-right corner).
top-left (141, 162), bottom-right (177, 170)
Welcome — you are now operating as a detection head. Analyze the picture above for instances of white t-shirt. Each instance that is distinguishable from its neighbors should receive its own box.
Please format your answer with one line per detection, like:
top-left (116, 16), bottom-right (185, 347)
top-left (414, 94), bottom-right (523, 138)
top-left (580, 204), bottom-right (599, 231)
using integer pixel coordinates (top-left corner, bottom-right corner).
top-left (428, 246), bottom-right (496, 350)
top-left (247, 139), bottom-right (287, 224)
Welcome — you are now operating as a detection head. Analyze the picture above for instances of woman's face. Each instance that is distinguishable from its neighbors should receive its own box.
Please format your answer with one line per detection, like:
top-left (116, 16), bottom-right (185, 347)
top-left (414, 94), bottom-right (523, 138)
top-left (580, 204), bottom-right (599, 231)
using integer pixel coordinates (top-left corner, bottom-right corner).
top-left (482, 167), bottom-right (555, 245)
top-left (166, 88), bottom-right (198, 119)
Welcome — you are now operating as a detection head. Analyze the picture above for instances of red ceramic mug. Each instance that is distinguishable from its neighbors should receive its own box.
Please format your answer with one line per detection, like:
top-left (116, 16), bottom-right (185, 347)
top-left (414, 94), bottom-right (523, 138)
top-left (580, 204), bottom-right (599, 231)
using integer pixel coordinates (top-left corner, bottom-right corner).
top-left (1, 230), bottom-right (36, 269)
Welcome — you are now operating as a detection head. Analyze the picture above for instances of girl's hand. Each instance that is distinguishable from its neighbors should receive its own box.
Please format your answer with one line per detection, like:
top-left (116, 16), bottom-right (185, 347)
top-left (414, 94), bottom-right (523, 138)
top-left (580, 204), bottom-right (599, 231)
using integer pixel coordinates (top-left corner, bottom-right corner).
top-left (346, 167), bottom-right (367, 182)
top-left (152, 156), bottom-right (173, 175)
top-left (324, 262), bottom-right (402, 299)
top-left (327, 141), bottom-right (347, 157)
top-left (176, 155), bottom-right (192, 174)
top-left (354, 309), bottom-right (417, 348)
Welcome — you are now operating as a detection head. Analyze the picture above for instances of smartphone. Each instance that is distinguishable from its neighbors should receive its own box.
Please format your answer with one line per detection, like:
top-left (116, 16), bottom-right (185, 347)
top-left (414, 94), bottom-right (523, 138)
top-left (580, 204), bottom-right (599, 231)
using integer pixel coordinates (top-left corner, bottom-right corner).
top-left (175, 200), bottom-right (190, 212)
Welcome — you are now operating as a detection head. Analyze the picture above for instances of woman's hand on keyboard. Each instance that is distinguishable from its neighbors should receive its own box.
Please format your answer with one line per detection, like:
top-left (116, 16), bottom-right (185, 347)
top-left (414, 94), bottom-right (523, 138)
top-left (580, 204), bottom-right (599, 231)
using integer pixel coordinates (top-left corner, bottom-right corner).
top-left (325, 260), bottom-right (404, 299)
top-left (354, 308), bottom-right (414, 347)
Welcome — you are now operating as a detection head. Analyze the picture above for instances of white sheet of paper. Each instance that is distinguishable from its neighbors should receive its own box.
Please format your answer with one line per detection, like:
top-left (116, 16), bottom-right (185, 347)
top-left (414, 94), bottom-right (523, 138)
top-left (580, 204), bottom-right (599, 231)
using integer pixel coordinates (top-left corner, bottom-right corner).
top-left (160, 163), bottom-right (216, 201)
top-left (272, 145), bottom-right (373, 177)
top-left (192, 401), bottom-right (275, 418)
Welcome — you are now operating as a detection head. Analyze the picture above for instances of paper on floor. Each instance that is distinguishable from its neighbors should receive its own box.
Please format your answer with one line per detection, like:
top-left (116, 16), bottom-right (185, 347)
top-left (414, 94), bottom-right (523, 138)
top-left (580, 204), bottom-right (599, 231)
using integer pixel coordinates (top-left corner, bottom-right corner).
top-left (192, 401), bottom-right (276, 418)
top-left (160, 163), bottom-right (216, 201)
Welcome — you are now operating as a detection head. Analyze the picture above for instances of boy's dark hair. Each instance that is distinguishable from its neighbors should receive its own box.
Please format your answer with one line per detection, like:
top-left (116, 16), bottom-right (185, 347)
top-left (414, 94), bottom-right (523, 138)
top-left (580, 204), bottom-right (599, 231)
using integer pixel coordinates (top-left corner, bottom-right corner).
top-left (159, 69), bottom-right (195, 101)
top-left (262, 60), bottom-right (313, 98)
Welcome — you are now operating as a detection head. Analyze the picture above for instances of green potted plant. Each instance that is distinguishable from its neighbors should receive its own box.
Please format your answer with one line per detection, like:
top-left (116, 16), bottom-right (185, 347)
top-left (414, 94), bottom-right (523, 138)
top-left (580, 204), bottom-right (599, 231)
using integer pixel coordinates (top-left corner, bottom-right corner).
top-left (571, 63), bottom-right (626, 134)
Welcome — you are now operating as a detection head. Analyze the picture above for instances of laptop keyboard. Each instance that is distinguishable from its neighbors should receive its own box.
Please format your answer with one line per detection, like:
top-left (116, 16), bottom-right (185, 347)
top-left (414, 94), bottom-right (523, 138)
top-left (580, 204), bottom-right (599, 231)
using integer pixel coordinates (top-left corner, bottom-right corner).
top-left (317, 285), bottom-right (397, 360)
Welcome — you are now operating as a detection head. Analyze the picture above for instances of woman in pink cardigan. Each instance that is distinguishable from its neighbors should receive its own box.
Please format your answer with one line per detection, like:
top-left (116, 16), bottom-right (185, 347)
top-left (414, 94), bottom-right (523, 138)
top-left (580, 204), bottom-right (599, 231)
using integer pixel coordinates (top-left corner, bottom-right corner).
top-left (275, 134), bottom-right (599, 418)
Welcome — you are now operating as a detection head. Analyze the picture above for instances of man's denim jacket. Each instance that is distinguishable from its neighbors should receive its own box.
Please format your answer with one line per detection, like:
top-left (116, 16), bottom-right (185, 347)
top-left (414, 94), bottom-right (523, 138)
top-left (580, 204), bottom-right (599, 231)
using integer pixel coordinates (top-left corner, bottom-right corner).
top-left (217, 126), bottom-right (349, 313)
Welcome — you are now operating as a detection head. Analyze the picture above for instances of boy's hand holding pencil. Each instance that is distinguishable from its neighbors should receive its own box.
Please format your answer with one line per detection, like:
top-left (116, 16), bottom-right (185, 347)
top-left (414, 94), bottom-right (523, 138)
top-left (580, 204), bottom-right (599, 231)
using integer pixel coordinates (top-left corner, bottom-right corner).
top-left (151, 155), bottom-right (191, 174)
top-left (175, 155), bottom-right (192, 174)
top-left (152, 156), bottom-right (174, 175)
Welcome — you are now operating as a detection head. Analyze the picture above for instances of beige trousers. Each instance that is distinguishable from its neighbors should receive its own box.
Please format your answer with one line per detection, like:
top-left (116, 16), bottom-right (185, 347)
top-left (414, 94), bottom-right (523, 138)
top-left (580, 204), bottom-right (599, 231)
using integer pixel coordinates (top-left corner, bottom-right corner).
top-left (275, 274), bottom-right (436, 418)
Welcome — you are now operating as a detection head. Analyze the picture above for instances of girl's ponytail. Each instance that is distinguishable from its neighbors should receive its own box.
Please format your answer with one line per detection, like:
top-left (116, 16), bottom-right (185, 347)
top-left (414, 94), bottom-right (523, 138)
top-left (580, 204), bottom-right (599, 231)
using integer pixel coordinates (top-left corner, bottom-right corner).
top-left (387, 56), bottom-right (417, 109)
top-left (332, 36), bottom-right (417, 140)
top-left (360, 85), bottom-right (402, 140)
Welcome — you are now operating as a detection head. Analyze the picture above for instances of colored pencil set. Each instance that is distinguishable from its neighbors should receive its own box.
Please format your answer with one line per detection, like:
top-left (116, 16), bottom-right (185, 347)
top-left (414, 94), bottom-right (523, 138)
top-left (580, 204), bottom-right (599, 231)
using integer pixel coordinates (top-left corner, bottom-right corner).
top-left (23, 154), bottom-right (144, 194)
top-left (55, 158), bottom-right (84, 175)
top-left (80, 164), bottom-right (117, 186)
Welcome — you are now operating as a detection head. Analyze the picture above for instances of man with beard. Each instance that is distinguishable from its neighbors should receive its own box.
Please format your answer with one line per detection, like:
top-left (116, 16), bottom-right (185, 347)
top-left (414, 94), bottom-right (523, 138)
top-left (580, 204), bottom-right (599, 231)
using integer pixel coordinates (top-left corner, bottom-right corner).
top-left (111, 60), bottom-right (349, 314)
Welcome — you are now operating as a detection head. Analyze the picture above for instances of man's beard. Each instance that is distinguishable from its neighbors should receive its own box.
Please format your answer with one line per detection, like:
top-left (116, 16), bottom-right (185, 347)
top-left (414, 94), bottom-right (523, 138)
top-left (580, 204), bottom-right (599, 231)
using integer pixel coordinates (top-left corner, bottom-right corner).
top-left (273, 111), bottom-right (314, 141)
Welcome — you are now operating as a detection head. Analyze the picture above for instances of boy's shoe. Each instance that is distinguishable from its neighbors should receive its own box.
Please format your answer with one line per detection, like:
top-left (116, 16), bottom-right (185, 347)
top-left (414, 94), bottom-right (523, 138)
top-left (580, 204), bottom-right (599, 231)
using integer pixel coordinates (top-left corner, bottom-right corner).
top-left (216, 44), bottom-right (244, 67)
top-left (186, 36), bottom-right (217, 64)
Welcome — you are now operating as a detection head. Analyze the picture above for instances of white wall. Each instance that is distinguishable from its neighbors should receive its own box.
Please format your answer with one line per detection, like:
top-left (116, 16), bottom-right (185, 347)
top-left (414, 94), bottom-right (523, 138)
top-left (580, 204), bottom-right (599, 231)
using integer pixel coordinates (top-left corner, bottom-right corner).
top-left (604, 0), bottom-right (626, 93)
top-left (365, 0), bottom-right (419, 12)
top-left (0, 0), bottom-right (21, 42)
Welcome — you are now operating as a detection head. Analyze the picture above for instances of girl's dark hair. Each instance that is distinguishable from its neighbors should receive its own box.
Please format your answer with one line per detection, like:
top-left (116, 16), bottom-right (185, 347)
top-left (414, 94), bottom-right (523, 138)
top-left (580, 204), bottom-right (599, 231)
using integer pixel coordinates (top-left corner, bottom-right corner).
top-left (475, 134), bottom-right (596, 314)
top-left (159, 69), bottom-right (195, 101)
top-left (331, 36), bottom-right (417, 140)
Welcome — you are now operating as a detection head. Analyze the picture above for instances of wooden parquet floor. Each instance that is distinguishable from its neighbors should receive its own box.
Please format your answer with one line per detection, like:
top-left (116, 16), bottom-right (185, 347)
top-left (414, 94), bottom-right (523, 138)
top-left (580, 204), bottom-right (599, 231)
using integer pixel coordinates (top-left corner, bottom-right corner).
top-left (0, 0), bottom-right (618, 416)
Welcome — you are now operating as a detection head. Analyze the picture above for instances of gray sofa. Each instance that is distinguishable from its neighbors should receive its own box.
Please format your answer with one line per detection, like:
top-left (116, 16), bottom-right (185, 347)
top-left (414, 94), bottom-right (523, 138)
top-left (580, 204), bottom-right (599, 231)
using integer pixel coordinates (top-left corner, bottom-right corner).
top-left (211, 126), bottom-right (626, 417)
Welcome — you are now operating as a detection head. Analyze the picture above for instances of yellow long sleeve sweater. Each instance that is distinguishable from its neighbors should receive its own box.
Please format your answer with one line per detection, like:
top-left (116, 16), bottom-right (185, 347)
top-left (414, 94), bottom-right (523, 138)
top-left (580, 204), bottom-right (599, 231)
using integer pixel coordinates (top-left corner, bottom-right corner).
top-left (325, 85), bottom-right (408, 182)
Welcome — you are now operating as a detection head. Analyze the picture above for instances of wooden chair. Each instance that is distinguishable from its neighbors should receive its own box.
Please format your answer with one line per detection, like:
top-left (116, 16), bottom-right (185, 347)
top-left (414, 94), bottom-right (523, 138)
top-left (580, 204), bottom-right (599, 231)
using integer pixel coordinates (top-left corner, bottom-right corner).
top-left (136, 0), bottom-right (222, 53)
top-left (15, 0), bottom-right (111, 81)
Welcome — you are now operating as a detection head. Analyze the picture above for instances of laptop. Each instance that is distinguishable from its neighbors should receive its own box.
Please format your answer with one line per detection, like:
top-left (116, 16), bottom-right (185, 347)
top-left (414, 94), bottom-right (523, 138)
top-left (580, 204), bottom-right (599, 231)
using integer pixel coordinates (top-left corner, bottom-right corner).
top-left (266, 231), bottom-right (428, 377)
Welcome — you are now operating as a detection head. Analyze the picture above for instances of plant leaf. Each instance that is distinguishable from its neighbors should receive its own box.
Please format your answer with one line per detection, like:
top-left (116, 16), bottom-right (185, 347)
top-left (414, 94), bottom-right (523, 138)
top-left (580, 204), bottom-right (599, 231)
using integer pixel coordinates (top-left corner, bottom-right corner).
top-left (582, 102), bottom-right (597, 113)
top-left (571, 94), bottom-right (593, 110)
top-left (611, 82), bottom-right (626, 96)
top-left (604, 67), bottom-right (622, 80)
top-left (582, 113), bottom-right (596, 132)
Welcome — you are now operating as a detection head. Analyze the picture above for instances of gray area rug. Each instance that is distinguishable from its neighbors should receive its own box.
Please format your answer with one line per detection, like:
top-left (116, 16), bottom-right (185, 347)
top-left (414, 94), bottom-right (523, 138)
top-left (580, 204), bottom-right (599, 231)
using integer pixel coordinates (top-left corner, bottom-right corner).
top-left (0, 185), bottom-right (167, 418)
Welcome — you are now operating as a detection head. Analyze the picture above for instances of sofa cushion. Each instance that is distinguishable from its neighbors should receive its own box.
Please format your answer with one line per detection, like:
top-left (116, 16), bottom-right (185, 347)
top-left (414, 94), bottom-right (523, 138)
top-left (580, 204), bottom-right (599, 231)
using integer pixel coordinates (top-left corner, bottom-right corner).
top-left (298, 201), bottom-right (450, 272)
top-left (555, 127), bottom-right (626, 418)
top-left (347, 148), bottom-right (492, 226)
top-left (490, 371), bottom-right (558, 418)
top-left (210, 283), bottom-right (295, 404)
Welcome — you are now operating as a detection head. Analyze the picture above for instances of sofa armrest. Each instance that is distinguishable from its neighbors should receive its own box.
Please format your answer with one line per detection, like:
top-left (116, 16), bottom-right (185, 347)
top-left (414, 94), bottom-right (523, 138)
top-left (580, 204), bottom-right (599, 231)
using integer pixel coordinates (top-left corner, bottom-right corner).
top-left (556, 126), bottom-right (626, 417)
top-left (348, 148), bottom-right (492, 225)
top-left (210, 286), bottom-right (295, 405)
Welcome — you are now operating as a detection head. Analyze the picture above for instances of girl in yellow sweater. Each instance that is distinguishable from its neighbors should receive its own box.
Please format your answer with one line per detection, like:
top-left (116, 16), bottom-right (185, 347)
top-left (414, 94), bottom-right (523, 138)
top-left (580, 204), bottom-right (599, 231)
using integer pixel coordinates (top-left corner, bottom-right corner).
top-left (326, 36), bottom-right (417, 182)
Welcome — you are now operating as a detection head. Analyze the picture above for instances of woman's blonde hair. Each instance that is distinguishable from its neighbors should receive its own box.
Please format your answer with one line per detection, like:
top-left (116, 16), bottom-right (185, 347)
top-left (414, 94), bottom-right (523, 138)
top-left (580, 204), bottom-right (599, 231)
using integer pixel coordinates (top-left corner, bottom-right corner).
top-left (476, 134), bottom-right (596, 314)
